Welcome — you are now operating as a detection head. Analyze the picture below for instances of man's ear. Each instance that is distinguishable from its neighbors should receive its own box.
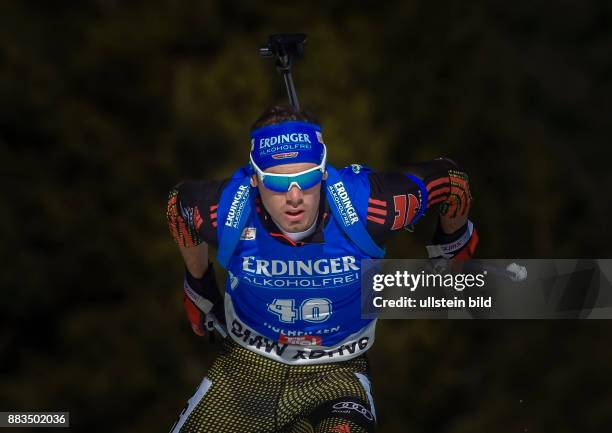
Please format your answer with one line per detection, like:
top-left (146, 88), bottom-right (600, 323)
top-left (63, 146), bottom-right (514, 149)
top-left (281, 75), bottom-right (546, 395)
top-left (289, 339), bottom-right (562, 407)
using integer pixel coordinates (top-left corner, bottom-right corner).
top-left (250, 175), bottom-right (258, 187)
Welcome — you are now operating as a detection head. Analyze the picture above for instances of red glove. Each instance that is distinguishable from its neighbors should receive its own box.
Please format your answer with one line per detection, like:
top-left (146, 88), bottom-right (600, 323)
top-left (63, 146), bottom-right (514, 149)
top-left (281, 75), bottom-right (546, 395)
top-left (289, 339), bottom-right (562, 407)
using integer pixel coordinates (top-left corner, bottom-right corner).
top-left (183, 265), bottom-right (226, 337)
top-left (183, 294), bottom-right (207, 336)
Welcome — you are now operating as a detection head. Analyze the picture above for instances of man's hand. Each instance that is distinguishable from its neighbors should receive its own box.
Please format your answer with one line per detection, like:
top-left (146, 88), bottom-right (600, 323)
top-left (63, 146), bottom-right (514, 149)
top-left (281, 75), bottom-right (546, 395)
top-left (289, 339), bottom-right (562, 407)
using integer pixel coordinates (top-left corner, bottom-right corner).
top-left (183, 294), bottom-right (227, 337)
top-left (439, 211), bottom-right (469, 235)
top-left (405, 157), bottom-right (473, 231)
top-left (423, 160), bottom-right (477, 271)
top-left (437, 165), bottom-right (472, 234)
top-left (183, 263), bottom-right (226, 337)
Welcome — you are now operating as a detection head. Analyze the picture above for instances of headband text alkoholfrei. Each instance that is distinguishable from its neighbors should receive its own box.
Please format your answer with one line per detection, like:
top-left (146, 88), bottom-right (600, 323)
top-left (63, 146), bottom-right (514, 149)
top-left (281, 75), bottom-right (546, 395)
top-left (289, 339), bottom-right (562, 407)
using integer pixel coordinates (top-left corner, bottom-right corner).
top-left (250, 121), bottom-right (325, 171)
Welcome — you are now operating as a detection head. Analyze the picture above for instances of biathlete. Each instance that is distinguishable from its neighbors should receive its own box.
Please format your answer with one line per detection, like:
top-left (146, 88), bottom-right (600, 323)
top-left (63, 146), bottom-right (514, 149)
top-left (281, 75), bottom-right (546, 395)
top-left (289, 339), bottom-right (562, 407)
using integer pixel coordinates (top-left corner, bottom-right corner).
top-left (166, 104), bottom-right (478, 433)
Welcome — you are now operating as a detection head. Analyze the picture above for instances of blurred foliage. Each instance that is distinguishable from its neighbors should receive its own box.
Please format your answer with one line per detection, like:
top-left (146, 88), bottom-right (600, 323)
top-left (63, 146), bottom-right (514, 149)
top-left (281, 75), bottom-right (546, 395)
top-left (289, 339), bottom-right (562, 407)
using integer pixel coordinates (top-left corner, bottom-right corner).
top-left (1, 0), bottom-right (611, 432)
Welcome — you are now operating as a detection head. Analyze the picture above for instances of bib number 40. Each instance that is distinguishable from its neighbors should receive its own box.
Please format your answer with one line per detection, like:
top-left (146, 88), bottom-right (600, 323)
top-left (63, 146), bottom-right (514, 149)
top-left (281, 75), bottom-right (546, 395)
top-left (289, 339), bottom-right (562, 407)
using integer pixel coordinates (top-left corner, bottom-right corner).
top-left (268, 298), bottom-right (332, 323)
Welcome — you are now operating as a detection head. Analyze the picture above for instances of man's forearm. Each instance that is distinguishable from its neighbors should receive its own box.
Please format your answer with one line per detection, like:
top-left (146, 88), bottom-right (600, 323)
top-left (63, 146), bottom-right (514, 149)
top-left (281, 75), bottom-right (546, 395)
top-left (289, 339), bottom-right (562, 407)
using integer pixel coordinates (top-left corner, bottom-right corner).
top-left (179, 242), bottom-right (209, 278)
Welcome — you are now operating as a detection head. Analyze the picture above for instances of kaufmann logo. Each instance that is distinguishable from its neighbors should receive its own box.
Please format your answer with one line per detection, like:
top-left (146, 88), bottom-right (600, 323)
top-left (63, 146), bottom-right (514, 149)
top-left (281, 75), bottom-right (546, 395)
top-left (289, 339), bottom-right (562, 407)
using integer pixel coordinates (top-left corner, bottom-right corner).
top-left (225, 185), bottom-right (249, 228)
top-left (259, 133), bottom-right (311, 148)
top-left (328, 181), bottom-right (359, 226)
top-left (242, 256), bottom-right (359, 276)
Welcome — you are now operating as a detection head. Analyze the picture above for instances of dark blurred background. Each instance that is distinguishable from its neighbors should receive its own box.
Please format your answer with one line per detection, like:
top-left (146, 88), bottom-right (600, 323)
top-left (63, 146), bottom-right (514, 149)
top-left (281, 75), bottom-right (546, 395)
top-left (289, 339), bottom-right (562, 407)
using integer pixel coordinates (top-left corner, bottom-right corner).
top-left (2, 1), bottom-right (611, 432)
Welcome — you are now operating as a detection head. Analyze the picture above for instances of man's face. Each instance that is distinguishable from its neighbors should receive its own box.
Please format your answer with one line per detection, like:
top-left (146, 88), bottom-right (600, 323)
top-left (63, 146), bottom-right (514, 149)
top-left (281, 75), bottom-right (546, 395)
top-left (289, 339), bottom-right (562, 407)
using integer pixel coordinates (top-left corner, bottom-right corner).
top-left (251, 162), bottom-right (326, 233)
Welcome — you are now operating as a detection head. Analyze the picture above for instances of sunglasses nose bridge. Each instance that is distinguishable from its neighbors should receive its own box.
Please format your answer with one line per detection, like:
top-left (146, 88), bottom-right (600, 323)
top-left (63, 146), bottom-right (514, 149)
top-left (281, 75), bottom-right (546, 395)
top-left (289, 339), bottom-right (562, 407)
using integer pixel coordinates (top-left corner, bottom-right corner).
top-left (286, 184), bottom-right (304, 203)
top-left (287, 181), bottom-right (302, 191)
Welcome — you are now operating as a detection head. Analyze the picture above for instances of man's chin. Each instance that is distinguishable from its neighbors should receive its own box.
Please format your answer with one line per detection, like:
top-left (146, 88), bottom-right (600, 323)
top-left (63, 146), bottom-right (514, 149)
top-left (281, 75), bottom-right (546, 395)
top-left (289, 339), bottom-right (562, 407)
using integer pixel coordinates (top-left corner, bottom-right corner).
top-left (280, 216), bottom-right (315, 233)
top-left (282, 221), bottom-right (308, 233)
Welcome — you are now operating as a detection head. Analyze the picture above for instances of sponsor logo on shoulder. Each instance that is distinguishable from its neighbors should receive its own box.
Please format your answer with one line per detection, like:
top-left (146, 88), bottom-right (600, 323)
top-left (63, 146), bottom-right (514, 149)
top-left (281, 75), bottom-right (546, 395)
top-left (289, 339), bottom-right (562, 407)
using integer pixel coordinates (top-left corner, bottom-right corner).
top-left (351, 164), bottom-right (362, 174)
top-left (271, 152), bottom-right (299, 160)
top-left (328, 181), bottom-right (359, 226)
top-left (225, 185), bottom-right (250, 228)
top-left (240, 227), bottom-right (256, 240)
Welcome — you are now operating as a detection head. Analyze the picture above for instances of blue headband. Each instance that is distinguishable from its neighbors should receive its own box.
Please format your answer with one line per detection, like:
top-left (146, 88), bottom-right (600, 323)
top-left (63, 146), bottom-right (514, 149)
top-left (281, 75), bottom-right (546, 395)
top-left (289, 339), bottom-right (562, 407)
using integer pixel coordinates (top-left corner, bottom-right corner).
top-left (250, 121), bottom-right (325, 171)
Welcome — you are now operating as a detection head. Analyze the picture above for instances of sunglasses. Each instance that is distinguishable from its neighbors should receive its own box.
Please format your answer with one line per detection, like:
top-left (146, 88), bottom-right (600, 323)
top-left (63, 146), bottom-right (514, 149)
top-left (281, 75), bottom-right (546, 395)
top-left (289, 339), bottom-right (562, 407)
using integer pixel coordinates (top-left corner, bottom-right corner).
top-left (249, 146), bottom-right (327, 193)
